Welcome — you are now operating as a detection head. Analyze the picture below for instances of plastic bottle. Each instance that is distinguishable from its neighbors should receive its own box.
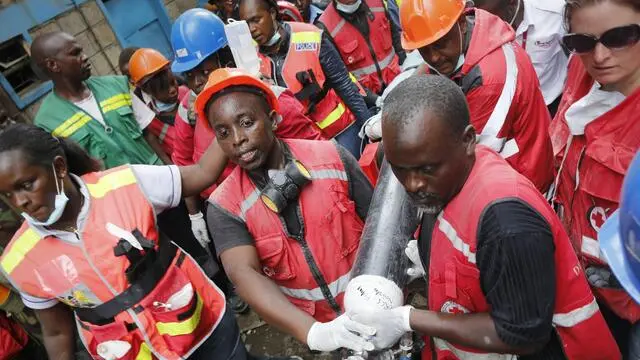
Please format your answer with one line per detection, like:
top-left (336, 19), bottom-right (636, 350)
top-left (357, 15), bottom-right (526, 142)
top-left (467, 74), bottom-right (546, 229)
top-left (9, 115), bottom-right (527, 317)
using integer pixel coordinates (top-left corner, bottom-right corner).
top-left (224, 19), bottom-right (261, 77)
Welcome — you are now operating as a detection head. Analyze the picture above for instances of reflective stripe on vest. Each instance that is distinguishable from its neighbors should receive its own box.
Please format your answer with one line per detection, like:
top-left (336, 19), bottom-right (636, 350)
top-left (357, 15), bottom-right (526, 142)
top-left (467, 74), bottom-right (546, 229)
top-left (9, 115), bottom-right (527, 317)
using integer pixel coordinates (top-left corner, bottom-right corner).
top-left (86, 168), bottom-right (137, 199)
top-left (137, 343), bottom-right (152, 360)
top-left (553, 298), bottom-right (599, 327)
top-left (437, 214), bottom-right (476, 264)
top-left (158, 123), bottom-right (170, 143)
top-left (1, 228), bottom-right (40, 274)
top-left (316, 103), bottom-right (346, 130)
top-left (52, 112), bottom-right (93, 137)
top-left (476, 44), bottom-right (519, 159)
top-left (581, 235), bottom-right (607, 264)
top-left (280, 271), bottom-right (350, 301)
top-left (238, 169), bottom-right (349, 220)
top-left (156, 294), bottom-right (204, 336)
top-left (101, 93), bottom-right (133, 113)
top-left (434, 338), bottom-right (516, 360)
top-left (291, 31), bottom-right (322, 45)
top-left (350, 50), bottom-right (397, 79)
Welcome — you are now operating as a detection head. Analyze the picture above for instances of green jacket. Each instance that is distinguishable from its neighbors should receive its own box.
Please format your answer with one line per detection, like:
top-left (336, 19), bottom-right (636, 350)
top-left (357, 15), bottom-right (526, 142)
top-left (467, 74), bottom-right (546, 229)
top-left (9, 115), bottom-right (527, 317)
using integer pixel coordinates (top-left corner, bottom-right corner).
top-left (35, 76), bottom-right (162, 169)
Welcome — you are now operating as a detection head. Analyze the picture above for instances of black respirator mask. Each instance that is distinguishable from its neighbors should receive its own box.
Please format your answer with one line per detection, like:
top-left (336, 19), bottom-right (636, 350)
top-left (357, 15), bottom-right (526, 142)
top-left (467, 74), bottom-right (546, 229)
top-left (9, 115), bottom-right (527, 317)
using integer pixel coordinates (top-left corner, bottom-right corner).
top-left (261, 160), bottom-right (312, 213)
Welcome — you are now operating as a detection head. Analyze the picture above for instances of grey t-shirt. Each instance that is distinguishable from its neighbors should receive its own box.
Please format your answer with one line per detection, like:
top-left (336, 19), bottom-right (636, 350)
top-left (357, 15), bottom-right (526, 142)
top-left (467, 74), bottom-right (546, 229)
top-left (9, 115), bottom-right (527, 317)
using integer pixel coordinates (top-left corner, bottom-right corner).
top-left (207, 142), bottom-right (373, 256)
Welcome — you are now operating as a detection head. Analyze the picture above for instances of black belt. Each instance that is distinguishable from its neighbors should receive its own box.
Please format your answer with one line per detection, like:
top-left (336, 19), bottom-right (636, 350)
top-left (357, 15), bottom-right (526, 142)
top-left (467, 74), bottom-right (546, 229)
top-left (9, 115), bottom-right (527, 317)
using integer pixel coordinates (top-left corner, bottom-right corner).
top-left (75, 241), bottom-right (184, 326)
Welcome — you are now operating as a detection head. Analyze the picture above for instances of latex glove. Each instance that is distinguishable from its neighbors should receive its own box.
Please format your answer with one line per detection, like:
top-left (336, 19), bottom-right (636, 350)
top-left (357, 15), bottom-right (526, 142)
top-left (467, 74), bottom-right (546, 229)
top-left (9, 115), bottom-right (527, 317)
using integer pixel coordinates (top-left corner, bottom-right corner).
top-left (406, 240), bottom-right (426, 282)
top-left (350, 305), bottom-right (413, 350)
top-left (361, 113), bottom-right (382, 141)
top-left (307, 313), bottom-right (376, 352)
top-left (585, 266), bottom-right (622, 289)
top-left (189, 212), bottom-right (211, 248)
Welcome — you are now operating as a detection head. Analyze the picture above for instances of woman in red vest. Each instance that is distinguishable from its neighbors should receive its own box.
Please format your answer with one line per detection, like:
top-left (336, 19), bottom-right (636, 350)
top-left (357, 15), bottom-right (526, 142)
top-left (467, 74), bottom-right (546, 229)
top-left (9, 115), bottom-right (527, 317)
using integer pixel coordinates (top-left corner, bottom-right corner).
top-left (549, 0), bottom-right (640, 354)
top-left (238, 0), bottom-right (371, 157)
top-left (0, 123), bottom-right (248, 360)
top-left (197, 68), bottom-right (377, 353)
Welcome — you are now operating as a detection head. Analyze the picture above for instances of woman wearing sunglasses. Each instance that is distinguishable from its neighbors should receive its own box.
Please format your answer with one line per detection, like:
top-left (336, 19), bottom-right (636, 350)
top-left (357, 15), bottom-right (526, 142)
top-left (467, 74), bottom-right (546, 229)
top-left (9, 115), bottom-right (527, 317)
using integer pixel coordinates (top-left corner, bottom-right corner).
top-left (549, 0), bottom-right (640, 356)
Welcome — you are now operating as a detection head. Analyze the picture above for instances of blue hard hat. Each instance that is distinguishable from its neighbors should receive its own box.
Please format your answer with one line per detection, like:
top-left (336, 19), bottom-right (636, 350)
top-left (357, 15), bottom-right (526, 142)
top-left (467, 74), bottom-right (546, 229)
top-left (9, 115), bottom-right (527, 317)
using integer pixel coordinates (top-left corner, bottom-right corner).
top-left (170, 8), bottom-right (228, 73)
top-left (599, 151), bottom-right (640, 304)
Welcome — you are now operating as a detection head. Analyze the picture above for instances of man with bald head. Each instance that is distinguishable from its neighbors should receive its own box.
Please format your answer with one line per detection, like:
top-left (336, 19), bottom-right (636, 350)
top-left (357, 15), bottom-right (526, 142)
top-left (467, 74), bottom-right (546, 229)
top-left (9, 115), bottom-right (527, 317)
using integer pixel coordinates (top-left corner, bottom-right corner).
top-left (350, 75), bottom-right (620, 359)
top-left (31, 31), bottom-right (162, 168)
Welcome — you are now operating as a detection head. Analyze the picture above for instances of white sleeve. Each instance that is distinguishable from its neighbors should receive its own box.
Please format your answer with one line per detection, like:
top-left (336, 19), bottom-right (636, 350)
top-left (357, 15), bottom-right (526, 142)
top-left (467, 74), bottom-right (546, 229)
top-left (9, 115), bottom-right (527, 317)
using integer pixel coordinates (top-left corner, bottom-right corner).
top-left (131, 165), bottom-right (182, 214)
top-left (131, 90), bottom-right (156, 130)
top-left (21, 293), bottom-right (59, 310)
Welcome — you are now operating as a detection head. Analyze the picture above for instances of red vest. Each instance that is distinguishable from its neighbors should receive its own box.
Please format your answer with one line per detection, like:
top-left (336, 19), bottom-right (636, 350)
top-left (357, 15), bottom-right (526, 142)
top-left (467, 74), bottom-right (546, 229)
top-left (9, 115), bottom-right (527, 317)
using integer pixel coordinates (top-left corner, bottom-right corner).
top-left (210, 139), bottom-right (362, 322)
top-left (0, 313), bottom-right (27, 360)
top-left (549, 57), bottom-right (640, 323)
top-left (319, 0), bottom-right (400, 95)
top-left (266, 22), bottom-right (355, 139)
top-left (422, 146), bottom-right (620, 360)
top-left (0, 166), bottom-right (226, 360)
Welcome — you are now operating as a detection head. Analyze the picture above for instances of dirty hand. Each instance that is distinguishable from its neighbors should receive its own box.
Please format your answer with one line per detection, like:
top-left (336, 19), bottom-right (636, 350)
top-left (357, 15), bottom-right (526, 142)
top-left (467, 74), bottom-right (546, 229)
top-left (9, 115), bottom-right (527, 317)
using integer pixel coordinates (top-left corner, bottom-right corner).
top-left (189, 212), bottom-right (211, 248)
top-left (585, 266), bottom-right (622, 289)
top-left (307, 313), bottom-right (376, 352)
top-left (406, 240), bottom-right (426, 282)
top-left (350, 306), bottom-right (413, 350)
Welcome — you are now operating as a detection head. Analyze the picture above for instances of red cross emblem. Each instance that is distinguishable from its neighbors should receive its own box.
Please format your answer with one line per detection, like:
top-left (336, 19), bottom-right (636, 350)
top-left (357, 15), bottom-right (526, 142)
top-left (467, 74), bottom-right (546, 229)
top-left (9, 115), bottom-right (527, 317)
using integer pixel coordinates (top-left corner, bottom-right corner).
top-left (441, 300), bottom-right (469, 314)
top-left (588, 206), bottom-right (609, 232)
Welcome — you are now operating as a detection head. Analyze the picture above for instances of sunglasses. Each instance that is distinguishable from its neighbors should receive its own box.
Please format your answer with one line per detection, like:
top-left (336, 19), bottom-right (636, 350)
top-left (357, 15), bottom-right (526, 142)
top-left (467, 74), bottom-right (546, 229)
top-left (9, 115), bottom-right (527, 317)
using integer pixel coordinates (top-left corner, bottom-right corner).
top-left (562, 24), bottom-right (640, 54)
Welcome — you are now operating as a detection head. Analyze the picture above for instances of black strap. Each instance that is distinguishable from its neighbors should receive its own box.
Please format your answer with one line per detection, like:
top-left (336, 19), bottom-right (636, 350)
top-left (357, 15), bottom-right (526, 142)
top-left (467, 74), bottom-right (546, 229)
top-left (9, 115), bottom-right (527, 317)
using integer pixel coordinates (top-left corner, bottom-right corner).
top-left (75, 239), bottom-right (182, 326)
top-left (417, 213), bottom-right (438, 359)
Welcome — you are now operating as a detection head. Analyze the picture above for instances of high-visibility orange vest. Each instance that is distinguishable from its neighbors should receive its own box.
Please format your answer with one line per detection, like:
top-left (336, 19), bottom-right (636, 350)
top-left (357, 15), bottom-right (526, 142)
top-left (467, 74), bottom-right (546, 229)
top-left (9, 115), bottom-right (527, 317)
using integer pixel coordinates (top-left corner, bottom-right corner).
top-left (210, 139), bottom-right (362, 321)
top-left (0, 166), bottom-right (226, 360)
top-left (421, 146), bottom-right (620, 360)
top-left (319, 0), bottom-right (401, 95)
top-left (261, 22), bottom-right (356, 139)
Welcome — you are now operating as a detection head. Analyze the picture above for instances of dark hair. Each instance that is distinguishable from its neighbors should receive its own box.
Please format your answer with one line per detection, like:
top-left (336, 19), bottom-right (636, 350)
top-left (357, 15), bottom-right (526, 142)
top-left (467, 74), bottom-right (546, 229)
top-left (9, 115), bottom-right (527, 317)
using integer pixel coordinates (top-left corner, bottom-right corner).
top-left (0, 123), bottom-right (102, 176)
top-left (564, 0), bottom-right (640, 30)
top-left (118, 46), bottom-right (141, 72)
top-left (238, 0), bottom-right (281, 20)
top-left (382, 74), bottom-right (470, 137)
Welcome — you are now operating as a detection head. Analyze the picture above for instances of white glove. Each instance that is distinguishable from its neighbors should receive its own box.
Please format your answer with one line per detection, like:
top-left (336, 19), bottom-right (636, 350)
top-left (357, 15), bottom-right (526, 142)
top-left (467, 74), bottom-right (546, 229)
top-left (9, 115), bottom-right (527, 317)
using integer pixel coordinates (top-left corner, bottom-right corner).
top-left (406, 240), bottom-right (426, 281)
top-left (307, 313), bottom-right (376, 352)
top-left (350, 305), bottom-right (413, 350)
top-left (361, 113), bottom-right (382, 141)
top-left (189, 212), bottom-right (211, 248)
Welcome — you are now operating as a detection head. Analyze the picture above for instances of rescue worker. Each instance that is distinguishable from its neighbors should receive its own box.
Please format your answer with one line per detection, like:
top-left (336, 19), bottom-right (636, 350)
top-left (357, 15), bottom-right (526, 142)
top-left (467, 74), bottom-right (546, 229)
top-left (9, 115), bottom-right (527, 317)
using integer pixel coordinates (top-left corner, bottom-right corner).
top-left (0, 123), bottom-right (247, 360)
top-left (600, 151), bottom-right (640, 358)
top-left (549, 0), bottom-right (640, 353)
top-left (170, 8), bottom-right (323, 314)
top-left (317, 0), bottom-right (405, 96)
top-left (238, 0), bottom-right (371, 157)
top-left (128, 48), bottom-right (190, 162)
top-left (351, 74), bottom-right (621, 359)
top-left (474, 0), bottom-right (568, 116)
top-left (31, 32), bottom-right (163, 168)
top-left (288, 0), bottom-right (323, 23)
top-left (198, 68), bottom-right (376, 353)
top-left (399, 0), bottom-right (554, 192)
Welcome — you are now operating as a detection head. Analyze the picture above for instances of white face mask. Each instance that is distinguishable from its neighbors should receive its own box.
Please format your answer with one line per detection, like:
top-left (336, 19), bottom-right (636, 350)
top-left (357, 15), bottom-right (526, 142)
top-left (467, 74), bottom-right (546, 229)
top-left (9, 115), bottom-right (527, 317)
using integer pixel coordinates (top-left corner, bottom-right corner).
top-left (154, 99), bottom-right (178, 113)
top-left (22, 164), bottom-right (69, 227)
top-left (264, 29), bottom-right (282, 47)
top-left (336, 0), bottom-right (362, 14)
top-left (425, 22), bottom-right (465, 76)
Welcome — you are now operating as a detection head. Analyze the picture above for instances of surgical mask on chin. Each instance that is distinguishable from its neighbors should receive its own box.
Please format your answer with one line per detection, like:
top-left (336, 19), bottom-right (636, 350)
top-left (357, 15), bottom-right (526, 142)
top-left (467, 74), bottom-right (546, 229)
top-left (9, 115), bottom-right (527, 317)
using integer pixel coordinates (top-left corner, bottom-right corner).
top-left (336, 0), bottom-right (361, 14)
top-left (264, 29), bottom-right (282, 47)
top-left (155, 99), bottom-right (178, 112)
top-left (425, 23), bottom-right (465, 76)
top-left (21, 165), bottom-right (69, 227)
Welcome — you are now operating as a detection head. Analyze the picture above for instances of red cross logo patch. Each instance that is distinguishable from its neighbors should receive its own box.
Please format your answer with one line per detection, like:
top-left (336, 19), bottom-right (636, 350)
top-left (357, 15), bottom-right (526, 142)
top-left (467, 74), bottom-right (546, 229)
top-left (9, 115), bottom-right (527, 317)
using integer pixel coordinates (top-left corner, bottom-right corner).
top-left (588, 206), bottom-right (609, 232)
top-left (441, 300), bottom-right (469, 315)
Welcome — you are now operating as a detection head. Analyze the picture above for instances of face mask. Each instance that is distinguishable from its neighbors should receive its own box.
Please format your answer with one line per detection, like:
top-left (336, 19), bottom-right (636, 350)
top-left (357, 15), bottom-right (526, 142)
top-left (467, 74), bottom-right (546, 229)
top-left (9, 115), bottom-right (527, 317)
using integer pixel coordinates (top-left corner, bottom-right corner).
top-left (154, 99), bottom-right (178, 112)
top-left (264, 29), bottom-right (282, 47)
top-left (22, 164), bottom-right (69, 226)
top-left (261, 160), bottom-right (311, 213)
top-left (336, 0), bottom-right (361, 14)
top-left (509, 0), bottom-right (521, 26)
top-left (425, 23), bottom-right (465, 76)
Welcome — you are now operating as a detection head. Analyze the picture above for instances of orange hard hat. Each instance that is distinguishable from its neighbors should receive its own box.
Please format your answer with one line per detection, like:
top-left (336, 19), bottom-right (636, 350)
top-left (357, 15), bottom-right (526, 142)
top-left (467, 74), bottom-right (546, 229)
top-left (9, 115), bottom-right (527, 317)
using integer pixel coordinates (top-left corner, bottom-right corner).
top-left (128, 48), bottom-right (170, 86)
top-left (400, 0), bottom-right (465, 50)
top-left (278, 1), bottom-right (304, 22)
top-left (195, 68), bottom-right (279, 129)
